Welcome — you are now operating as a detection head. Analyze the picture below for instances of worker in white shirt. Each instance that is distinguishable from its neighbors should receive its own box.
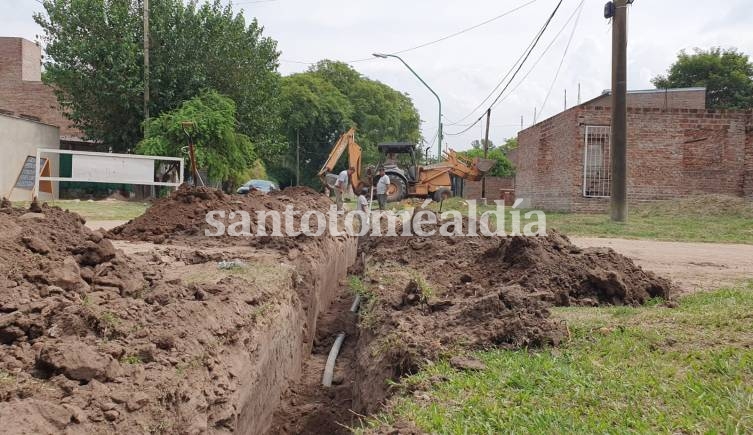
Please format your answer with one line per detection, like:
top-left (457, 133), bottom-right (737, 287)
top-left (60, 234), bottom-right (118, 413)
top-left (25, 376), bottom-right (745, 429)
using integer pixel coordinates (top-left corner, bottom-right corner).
top-left (375, 167), bottom-right (390, 211)
top-left (334, 167), bottom-right (355, 211)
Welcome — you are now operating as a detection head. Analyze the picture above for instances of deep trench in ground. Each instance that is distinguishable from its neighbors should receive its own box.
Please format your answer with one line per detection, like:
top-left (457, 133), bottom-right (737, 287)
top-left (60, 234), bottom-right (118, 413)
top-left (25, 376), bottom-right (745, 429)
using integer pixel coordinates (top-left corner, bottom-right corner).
top-left (268, 286), bottom-right (361, 434)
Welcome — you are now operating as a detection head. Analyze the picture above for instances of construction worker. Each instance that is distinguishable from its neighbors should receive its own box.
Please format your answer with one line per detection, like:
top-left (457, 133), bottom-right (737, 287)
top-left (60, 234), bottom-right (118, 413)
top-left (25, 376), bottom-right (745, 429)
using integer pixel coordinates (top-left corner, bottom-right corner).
top-left (334, 166), bottom-right (355, 211)
top-left (375, 167), bottom-right (390, 211)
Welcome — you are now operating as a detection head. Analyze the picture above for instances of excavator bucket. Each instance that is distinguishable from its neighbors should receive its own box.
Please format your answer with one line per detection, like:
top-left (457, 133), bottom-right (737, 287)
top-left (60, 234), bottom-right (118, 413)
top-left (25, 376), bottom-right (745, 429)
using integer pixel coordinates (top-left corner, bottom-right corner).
top-left (476, 158), bottom-right (496, 173)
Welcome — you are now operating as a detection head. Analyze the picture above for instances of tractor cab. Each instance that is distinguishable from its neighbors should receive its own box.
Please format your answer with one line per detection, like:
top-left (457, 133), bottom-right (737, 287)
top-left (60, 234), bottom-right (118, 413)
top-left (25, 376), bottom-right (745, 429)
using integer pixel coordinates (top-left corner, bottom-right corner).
top-left (377, 142), bottom-right (419, 184)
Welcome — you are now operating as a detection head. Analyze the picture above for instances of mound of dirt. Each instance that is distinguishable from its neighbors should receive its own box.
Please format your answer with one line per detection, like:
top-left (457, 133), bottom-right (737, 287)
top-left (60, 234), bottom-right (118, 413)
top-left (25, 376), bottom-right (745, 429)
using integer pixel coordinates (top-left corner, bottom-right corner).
top-left (352, 224), bottom-right (674, 413)
top-left (0, 201), bottom-right (341, 433)
top-left (109, 185), bottom-right (333, 246)
top-left (364, 228), bottom-right (673, 307)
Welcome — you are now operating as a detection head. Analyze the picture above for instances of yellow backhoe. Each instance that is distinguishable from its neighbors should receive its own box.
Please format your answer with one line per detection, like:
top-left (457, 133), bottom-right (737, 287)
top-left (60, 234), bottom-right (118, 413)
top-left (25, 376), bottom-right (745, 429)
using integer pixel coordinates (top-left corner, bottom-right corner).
top-left (318, 128), bottom-right (495, 202)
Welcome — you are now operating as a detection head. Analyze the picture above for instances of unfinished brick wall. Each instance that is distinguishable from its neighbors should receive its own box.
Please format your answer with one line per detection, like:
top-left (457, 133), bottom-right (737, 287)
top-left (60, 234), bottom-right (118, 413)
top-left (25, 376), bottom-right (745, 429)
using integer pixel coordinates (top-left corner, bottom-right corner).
top-left (588, 88), bottom-right (707, 111)
top-left (517, 103), bottom-right (753, 212)
top-left (0, 37), bottom-right (81, 139)
top-left (462, 176), bottom-right (514, 200)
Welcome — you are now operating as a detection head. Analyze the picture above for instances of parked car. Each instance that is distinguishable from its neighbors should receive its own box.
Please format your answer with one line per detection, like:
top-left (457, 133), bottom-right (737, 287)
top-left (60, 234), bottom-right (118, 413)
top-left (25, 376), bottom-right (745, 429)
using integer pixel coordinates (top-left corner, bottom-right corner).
top-left (236, 179), bottom-right (280, 194)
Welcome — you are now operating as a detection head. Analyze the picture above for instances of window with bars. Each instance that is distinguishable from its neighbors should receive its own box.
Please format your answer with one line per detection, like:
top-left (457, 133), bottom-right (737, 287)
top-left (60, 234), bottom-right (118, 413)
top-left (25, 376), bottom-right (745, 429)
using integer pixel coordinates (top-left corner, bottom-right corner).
top-left (583, 126), bottom-right (612, 198)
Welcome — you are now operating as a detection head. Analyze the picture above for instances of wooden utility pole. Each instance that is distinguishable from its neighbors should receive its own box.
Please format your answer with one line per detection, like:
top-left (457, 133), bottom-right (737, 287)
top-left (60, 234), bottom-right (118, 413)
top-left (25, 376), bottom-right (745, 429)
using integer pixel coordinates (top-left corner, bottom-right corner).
top-left (481, 108), bottom-right (491, 200)
top-left (610, 0), bottom-right (628, 222)
top-left (143, 0), bottom-right (150, 124)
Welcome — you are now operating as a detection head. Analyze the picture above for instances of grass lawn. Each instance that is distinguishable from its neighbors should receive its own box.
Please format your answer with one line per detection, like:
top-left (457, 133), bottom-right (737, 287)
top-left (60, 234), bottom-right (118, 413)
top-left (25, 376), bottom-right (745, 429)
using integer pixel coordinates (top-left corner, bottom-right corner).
top-left (13, 199), bottom-right (149, 221)
top-left (363, 283), bottom-right (753, 434)
top-left (423, 195), bottom-right (753, 244)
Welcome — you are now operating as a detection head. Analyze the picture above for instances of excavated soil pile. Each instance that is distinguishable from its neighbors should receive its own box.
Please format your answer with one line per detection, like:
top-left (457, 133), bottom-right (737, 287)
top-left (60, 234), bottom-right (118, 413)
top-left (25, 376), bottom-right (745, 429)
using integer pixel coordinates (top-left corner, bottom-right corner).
top-left (364, 227), bottom-right (673, 307)
top-left (352, 225), bottom-right (674, 414)
top-left (0, 199), bottom-right (343, 433)
top-left (110, 185), bottom-right (333, 249)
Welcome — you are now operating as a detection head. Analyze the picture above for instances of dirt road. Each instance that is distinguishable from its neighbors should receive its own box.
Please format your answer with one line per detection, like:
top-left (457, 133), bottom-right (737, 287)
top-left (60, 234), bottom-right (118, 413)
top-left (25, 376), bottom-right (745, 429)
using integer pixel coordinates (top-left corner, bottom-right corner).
top-left (572, 237), bottom-right (753, 293)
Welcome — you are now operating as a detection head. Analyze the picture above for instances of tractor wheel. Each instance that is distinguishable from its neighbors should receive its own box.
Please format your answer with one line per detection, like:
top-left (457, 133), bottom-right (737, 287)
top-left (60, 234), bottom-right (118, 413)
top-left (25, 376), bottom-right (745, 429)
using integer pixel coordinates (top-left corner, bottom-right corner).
top-left (433, 188), bottom-right (453, 202)
top-left (386, 175), bottom-right (407, 203)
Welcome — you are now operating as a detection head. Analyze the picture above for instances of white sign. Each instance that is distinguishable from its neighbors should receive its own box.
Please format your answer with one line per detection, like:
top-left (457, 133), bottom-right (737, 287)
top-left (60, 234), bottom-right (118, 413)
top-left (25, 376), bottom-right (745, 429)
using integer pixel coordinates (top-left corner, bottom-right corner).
top-left (72, 154), bottom-right (154, 184)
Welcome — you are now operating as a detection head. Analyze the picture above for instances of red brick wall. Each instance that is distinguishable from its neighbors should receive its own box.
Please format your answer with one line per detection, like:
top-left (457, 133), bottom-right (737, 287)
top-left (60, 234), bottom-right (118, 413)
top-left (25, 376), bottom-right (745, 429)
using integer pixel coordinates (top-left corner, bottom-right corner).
top-left (517, 105), bottom-right (753, 212)
top-left (463, 176), bottom-right (514, 200)
top-left (516, 107), bottom-right (581, 211)
top-left (588, 88), bottom-right (706, 111)
top-left (0, 37), bottom-right (82, 140)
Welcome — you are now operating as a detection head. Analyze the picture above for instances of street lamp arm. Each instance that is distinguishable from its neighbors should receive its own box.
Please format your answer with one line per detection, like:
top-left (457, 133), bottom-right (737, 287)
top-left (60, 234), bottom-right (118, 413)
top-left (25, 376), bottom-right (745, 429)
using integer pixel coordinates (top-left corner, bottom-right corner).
top-left (373, 53), bottom-right (443, 159)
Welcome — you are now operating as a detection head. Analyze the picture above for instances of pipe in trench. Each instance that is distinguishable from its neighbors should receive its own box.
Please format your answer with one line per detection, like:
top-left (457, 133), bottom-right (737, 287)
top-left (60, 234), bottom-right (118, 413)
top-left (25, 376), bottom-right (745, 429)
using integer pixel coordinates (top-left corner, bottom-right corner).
top-left (322, 294), bottom-right (361, 387)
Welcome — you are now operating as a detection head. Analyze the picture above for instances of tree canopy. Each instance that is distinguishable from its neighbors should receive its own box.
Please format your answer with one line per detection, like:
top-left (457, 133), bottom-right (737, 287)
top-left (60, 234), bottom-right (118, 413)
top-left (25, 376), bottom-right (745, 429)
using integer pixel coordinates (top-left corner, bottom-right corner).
top-left (272, 60), bottom-right (421, 187)
top-left (461, 138), bottom-right (515, 177)
top-left (35, 0), bottom-right (282, 153)
top-left (137, 91), bottom-right (257, 186)
top-left (652, 48), bottom-right (753, 109)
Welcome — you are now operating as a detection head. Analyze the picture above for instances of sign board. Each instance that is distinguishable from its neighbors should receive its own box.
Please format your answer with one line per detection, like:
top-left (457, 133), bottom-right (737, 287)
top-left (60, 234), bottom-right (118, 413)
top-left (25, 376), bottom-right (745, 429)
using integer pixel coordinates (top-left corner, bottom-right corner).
top-left (71, 154), bottom-right (154, 184)
top-left (14, 156), bottom-right (51, 193)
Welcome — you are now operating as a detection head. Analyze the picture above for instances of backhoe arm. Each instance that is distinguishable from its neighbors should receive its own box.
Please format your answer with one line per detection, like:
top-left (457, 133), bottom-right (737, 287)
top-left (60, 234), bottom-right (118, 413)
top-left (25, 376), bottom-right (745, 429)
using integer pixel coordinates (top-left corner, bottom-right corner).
top-left (317, 128), bottom-right (363, 190)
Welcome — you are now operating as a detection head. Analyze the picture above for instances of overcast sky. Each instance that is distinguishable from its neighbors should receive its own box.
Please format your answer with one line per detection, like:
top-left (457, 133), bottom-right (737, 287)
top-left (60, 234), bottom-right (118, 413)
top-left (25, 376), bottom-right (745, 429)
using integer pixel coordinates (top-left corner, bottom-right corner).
top-left (4, 0), bottom-right (753, 155)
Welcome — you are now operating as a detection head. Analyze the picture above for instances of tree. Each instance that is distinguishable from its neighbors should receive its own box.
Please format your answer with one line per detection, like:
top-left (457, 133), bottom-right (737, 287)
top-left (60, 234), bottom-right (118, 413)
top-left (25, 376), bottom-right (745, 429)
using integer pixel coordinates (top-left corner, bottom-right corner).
top-left (34, 0), bottom-right (282, 152)
top-left (137, 91), bottom-right (257, 186)
top-left (308, 61), bottom-right (421, 162)
top-left (461, 140), bottom-right (515, 177)
top-left (652, 48), bottom-right (753, 109)
top-left (273, 60), bottom-right (421, 187)
top-left (272, 73), bottom-right (355, 186)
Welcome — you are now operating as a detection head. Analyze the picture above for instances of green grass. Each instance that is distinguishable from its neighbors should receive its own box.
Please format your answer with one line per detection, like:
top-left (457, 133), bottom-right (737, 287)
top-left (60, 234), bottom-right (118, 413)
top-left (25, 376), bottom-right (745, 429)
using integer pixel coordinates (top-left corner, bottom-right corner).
top-left (13, 199), bottom-right (149, 221)
top-left (364, 283), bottom-right (753, 434)
top-left (428, 195), bottom-right (753, 244)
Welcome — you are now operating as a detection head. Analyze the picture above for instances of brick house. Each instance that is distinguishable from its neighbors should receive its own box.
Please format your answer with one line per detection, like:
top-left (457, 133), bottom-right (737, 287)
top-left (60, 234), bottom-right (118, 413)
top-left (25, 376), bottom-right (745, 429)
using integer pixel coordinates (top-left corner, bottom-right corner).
top-left (514, 87), bottom-right (753, 212)
top-left (0, 37), bottom-right (84, 145)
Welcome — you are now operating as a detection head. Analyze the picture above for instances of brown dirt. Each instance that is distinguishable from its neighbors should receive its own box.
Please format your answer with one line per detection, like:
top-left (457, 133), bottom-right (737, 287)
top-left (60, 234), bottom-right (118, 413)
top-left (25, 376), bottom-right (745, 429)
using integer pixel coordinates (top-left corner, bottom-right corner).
top-left (0, 188), bottom-right (356, 434)
top-left (109, 185), bottom-right (334, 250)
top-left (350, 223), bottom-right (675, 415)
top-left (1, 189), bottom-right (679, 434)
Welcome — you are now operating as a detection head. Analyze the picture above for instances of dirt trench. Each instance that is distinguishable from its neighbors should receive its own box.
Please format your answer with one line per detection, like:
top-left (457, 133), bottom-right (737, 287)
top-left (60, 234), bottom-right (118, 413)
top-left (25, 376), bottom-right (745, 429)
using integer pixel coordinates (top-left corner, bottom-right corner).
top-left (0, 189), bottom-right (677, 434)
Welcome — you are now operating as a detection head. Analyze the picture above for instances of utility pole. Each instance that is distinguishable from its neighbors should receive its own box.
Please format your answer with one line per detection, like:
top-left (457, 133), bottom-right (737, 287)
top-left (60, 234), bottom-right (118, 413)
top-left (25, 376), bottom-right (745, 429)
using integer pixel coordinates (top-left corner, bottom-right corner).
top-left (564, 89), bottom-right (568, 111)
top-left (609, 0), bottom-right (628, 222)
top-left (577, 83), bottom-right (582, 105)
top-left (520, 115), bottom-right (524, 130)
top-left (143, 0), bottom-right (150, 125)
top-left (481, 108), bottom-right (491, 200)
top-left (296, 130), bottom-right (300, 186)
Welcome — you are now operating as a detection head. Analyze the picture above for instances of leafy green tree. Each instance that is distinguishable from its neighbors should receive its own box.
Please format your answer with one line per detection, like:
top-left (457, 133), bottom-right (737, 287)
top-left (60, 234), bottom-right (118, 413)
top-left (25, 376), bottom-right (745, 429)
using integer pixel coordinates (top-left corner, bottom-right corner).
top-left (273, 73), bottom-right (354, 186)
top-left (461, 140), bottom-right (514, 177)
top-left (34, 0), bottom-right (282, 153)
top-left (137, 91), bottom-right (257, 186)
top-left (308, 60), bottom-right (421, 162)
top-left (652, 48), bottom-right (753, 109)
top-left (274, 60), bottom-right (421, 187)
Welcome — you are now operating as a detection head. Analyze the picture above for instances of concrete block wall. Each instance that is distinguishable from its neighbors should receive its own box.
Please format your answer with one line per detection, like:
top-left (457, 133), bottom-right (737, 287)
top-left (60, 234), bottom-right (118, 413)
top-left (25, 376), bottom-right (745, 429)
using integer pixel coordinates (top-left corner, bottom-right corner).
top-left (588, 88), bottom-right (707, 111)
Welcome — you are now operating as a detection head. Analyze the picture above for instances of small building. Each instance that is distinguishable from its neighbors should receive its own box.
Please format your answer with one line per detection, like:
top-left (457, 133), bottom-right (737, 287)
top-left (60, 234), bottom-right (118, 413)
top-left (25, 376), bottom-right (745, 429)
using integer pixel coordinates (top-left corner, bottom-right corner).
top-left (514, 87), bottom-right (753, 212)
top-left (0, 113), bottom-right (60, 201)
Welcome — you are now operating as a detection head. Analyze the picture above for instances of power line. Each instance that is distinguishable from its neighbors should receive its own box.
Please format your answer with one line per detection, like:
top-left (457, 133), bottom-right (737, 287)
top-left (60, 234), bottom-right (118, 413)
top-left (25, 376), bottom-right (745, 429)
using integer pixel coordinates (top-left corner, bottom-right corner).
top-left (538, 0), bottom-right (583, 118)
top-left (445, 0), bottom-right (563, 137)
top-left (349, 0), bottom-right (539, 63)
top-left (279, 0), bottom-right (538, 66)
top-left (489, 0), bottom-right (585, 110)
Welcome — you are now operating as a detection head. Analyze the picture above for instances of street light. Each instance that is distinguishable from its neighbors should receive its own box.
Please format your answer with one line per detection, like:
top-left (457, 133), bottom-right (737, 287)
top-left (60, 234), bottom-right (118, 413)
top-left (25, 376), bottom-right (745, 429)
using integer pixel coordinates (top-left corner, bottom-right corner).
top-left (373, 53), bottom-right (443, 160)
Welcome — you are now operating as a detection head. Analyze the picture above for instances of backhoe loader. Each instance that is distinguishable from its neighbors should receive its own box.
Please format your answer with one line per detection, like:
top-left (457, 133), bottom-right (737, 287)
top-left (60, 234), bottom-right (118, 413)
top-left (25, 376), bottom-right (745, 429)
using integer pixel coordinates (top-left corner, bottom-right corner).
top-left (318, 128), bottom-right (495, 202)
